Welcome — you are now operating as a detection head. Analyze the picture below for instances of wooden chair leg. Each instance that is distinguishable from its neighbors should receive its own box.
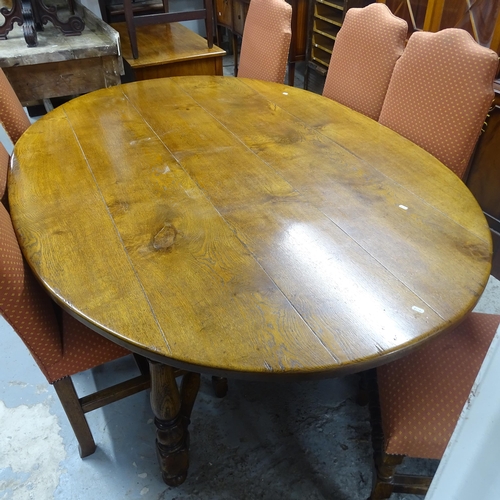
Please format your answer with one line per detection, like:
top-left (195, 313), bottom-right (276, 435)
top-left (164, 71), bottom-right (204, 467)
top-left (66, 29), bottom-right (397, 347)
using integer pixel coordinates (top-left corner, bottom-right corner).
top-left (232, 33), bottom-right (239, 75)
top-left (211, 376), bottom-right (228, 397)
top-left (204, 0), bottom-right (214, 48)
top-left (133, 353), bottom-right (150, 377)
top-left (355, 371), bottom-right (369, 406)
top-left (369, 451), bottom-right (404, 500)
top-left (53, 376), bottom-right (96, 458)
top-left (123, 0), bottom-right (139, 59)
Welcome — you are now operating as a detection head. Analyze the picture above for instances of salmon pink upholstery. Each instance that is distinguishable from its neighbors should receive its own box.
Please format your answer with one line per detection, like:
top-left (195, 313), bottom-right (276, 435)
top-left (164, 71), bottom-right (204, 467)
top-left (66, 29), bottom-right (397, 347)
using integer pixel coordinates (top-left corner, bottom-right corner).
top-left (377, 312), bottom-right (500, 459)
top-left (0, 69), bottom-right (31, 145)
top-left (322, 3), bottom-right (407, 120)
top-left (0, 203), bottom-right (129, 383)
top-left (379, 29), bottom-right (499, 178)
top-left (237, 0), bottom-right (292, 83)
top-left (0, 142), bottom-right (9, 202)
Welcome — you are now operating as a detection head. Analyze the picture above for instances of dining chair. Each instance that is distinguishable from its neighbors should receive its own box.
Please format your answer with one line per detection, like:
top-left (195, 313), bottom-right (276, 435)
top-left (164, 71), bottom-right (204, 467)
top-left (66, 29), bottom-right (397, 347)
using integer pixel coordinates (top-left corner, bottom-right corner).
top-left (367, 312), bottom-right (500, 499)
top-left (0, 202), bottom-right (151, 457)
top-left (237, 0), bottom-right (292, 84)
top-left (0, 68), bottom-right (31, 145)
top-left (322, 3), bottom-right (407, 121)
top-left (122, 0), bottom-right (214, 59)
top-left (379, 28), bottom-right (499, 179)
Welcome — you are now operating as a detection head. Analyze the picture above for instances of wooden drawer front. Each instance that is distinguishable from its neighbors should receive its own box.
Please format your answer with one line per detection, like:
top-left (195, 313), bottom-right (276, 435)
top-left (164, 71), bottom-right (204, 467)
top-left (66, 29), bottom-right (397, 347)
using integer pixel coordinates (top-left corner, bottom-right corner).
top-left (216, 0), bottom-right (233, 29)
top-left (232, 0), bottom-right (249, 35)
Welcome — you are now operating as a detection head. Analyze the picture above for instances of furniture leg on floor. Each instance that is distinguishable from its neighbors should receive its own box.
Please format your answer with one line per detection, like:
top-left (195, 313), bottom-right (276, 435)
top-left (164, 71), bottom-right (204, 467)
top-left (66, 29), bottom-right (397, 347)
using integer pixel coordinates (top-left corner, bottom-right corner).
top-left (149, 360), bottom-right (200, 486)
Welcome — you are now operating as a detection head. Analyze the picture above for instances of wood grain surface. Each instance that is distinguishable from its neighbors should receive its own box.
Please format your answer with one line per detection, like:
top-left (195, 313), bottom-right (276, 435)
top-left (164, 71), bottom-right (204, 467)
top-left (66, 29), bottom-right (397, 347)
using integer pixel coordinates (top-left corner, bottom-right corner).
top-left (9, 76), bottom-right (492, 380)
top-left (112, 22), bottom-right (225, 69)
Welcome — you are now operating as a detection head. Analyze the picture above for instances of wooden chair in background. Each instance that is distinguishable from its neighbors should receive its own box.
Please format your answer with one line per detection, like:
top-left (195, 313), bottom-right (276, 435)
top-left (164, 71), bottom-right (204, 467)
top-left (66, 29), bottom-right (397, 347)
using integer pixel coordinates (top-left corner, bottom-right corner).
top-left (0, 202), bottom-right (150, 457)
top-left (367, 312), bottom-right (500, 499)
top-left (122, 0), bottom-right (214, 59)
top-left (237, 0), bottom-right (292, 84)
top-left (0, 68), bottom-right (31, 145)
top-left (322, 3), bottom-right (407, 121)
top-left (379, 28), bottom-right (499, 179)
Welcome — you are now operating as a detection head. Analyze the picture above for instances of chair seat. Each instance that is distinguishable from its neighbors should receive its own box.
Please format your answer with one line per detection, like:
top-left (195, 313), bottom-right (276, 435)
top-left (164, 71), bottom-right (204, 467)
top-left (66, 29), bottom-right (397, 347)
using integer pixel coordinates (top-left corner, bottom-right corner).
top-left (46, 312), bottom-right (130, 383)
top-left (377, 313), bottom-right (500, 459)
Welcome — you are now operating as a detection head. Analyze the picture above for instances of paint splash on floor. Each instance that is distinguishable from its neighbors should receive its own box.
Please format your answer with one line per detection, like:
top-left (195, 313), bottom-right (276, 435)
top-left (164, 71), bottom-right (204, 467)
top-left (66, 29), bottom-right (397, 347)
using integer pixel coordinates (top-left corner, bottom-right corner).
top-left (0, 400), bottom-right (66, 499)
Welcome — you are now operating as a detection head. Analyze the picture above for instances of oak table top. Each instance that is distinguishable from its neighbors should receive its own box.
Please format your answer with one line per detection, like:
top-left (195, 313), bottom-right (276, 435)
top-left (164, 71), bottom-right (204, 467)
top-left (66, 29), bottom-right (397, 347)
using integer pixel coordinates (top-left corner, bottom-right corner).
top-left (9, 76), bottom-right (492, 485)
top-left (10, 75), bottom-right (492, 379)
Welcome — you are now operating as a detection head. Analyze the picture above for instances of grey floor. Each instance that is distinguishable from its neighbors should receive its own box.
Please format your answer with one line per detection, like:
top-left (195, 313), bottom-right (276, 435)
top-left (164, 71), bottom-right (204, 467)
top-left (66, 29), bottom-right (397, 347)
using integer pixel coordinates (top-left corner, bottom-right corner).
top-left (1, 55), bottom-right (500, 500)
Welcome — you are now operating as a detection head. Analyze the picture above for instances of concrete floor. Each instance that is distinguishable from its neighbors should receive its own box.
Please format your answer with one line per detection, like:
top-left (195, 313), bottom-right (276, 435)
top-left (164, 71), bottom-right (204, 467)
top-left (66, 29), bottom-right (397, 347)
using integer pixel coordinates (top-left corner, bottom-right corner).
top-left (1, 276), bottom-right (499, 500)
top-left (2, 56), bottom-right (500, 500)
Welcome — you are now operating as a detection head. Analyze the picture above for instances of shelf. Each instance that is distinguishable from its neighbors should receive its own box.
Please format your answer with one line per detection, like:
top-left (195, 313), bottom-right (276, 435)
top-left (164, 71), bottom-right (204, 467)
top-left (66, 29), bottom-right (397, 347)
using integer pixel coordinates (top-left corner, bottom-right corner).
top-left (305, 0), bottom-right (346, 85)
top-left (312, 32), bottom-right (334, 53)
top-left (315, 0), bottom-right (344, 10)
top-left (313, 18), bottom-right (341, 38)
top-left (315, 2), bottom-right (343, 23)
top-left (312, 54), bottom-right (330, 68)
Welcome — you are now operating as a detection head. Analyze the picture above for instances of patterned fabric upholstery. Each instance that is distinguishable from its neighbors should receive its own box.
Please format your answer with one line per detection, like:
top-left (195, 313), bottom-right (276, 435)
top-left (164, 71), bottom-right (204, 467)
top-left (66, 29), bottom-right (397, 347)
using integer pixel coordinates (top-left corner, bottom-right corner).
top-left (0, 142), bottom-right (9, 202)
top-left (0, 69), bottom-right (31, 145)
top-left (322, 3), bottom-right (407, 121)
top-left (0, 203), bottom-right (129, 384)
top-left (377, 312), bottom-right (500, 459)
top-left (237, 0), bottom-right (292, 83)
top-left (379, 28), bottom-right (499, 178)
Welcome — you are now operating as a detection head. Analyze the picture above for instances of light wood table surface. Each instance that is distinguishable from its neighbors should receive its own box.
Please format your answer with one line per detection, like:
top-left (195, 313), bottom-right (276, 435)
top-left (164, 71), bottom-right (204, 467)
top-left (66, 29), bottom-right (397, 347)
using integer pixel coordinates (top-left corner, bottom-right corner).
top-left (9, 76), bottom-right (492, 485)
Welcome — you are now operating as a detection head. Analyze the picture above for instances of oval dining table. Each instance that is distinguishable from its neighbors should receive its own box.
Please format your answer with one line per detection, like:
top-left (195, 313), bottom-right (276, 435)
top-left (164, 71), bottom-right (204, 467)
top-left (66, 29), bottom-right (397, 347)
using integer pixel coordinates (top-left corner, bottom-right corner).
top-left (9, 76), bottom-right (492, 486)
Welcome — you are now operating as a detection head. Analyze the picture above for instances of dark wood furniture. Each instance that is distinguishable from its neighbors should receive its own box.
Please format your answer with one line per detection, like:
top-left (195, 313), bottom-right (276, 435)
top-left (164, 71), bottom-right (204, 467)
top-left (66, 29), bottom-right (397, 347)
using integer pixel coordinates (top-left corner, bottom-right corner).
top-left (9, 76), bottom-right (492, 486)
top-left (122, 0), bottom-right (214, 59)
top-left (214, 0), bottom-right (308, 86)
top-left (0, 5), bottom-right (122, 107)
top-left (304, 0), bottom-right (372, 88)
top-left (112, 21), bottom-right (225, 80)
top-left (466, 82), bottom-right (500, 278)
top-left (383, 0), bottom-right (500, 48)
top-left (0, 0), bottom-right (84, 47)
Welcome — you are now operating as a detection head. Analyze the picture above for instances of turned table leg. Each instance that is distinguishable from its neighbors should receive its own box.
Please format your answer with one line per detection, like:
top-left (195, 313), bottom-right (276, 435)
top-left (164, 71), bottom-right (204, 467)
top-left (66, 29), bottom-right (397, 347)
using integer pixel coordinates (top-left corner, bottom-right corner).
top-left (148, 361), bottom-right (200, 486)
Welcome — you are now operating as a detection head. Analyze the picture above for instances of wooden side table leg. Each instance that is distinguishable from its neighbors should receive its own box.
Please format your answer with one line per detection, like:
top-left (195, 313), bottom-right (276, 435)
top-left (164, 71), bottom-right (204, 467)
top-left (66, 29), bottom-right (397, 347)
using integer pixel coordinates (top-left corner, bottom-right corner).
top-left (149, 361), bottom-right (199, 486)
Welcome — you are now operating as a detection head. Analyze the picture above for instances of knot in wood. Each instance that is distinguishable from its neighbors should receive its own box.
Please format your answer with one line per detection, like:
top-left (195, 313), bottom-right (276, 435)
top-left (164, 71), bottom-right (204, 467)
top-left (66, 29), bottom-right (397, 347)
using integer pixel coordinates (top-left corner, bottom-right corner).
top-left (153, 223), bottom-right (177, 250)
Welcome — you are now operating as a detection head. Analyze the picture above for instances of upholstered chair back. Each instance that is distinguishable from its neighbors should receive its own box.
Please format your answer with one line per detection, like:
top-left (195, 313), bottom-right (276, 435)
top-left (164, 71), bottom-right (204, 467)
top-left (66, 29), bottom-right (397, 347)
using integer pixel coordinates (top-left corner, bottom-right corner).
top-left (237, 0), bottom-right (292, 83)
top-left (0, 203), bottom-right (63, 380)
top-left (379, 28), bottom-right (499, 179)
top-left (322, 3), bottom-right (407, 120)
top-left (0, 203), bottom-right (130, 383)
top-left (0, 69), bottom-right (31, 144)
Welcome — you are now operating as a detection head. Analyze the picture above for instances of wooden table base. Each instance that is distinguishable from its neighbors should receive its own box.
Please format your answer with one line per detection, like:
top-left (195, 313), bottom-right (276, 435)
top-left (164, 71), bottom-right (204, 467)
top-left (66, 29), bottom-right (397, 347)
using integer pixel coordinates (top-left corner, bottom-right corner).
top-left (149, 361), bottom-right (200, 486)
